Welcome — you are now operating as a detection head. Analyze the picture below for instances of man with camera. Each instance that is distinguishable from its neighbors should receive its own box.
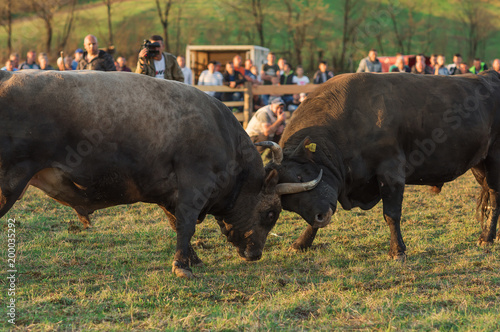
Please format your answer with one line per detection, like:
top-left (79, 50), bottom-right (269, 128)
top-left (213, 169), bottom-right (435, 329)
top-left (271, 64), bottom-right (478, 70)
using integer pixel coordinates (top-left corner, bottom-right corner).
top-left (245, 96), bottom-right (286, 154)
top-left (77, 35), bottom-right (116, 71)
top-left (136, 35), bottom-right (184, 82)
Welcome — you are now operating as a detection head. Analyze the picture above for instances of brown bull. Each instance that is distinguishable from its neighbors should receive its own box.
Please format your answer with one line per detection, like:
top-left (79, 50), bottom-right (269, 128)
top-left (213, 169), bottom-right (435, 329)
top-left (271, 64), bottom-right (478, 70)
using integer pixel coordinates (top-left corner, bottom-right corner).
top-left (0, 70), bottom-right (321, 278)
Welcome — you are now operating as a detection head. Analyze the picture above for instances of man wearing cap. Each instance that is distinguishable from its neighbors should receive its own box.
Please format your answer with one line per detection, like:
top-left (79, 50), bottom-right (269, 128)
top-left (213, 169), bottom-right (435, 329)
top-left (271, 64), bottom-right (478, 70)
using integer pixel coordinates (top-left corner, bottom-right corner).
top-left (245, 96), bottom-right (287, 153)
top-left (72, 49), bottom-right (84, 70)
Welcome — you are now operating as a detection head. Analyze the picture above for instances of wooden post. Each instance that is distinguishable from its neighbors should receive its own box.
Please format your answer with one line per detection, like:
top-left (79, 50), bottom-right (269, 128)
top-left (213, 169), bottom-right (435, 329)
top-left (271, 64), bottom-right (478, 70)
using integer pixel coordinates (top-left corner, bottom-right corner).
top-left (243, 82), bottom-right (253, 129)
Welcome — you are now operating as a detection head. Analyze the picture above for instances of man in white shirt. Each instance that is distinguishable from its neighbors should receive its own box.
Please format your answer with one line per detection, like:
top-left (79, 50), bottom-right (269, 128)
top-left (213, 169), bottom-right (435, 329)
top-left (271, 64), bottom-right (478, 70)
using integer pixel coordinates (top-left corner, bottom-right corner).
top-left (177, 55), bottom-right (192, 84)
top-left (197, 61), bottom-right (223, 99)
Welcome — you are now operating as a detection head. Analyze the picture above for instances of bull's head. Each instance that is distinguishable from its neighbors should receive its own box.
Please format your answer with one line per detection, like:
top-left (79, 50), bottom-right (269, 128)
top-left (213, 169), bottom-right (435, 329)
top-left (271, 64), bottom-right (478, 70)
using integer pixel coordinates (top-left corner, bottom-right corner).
top-left (217, 144), bottom-right (323, 261)
top-left (262, 139), bottom-right (340, 229)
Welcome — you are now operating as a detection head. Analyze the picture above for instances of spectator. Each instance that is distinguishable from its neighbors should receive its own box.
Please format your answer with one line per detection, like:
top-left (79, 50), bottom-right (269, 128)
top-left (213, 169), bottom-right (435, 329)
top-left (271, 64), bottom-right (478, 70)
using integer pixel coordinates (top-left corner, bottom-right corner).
top-left (197, 61), bottom-right (223, 99)
top-left (72, 49), bottom-right (84, 70)
top-left (244, 59), bottom-right (260, 84)
top-left (492, 59), bottom-right (500, 74)
top-left (233, 55), bottom-right (245, 77)
top-left (115, 56), bottom-right (132, 72)
top-left (1, 53), bottom-right (19, 71)
top-left (429, 54), bottom-right (437, 71)
top-left (313, 61), bottom-right (334, 84)
top-left (434, 55), bottom-right (450, 75)
top-left (64, 56), bottom-right (73, 70)
top-left (77, 35), bottom-right (116, 71)
top-left (280, 63), bottom-right (296, 106)
top-left (245, 96), bottom-right (286, 154)
top-left (136, 35), bottom-right (182, 81)
top-left (277, 57), bottom-right (287, 75)
top-left (389, 54), bottom-right (410, 73)
top-left (38, 53), bottom-right (54, 70)
top-left (459, 63), bottom-right (469, 74)
top-left (250, 65), bottom-right (261, 83)
top-left (447, 53), bottom-right (463, 75)
top-left (287, 93), bottom-right (303, 112)
top-left (56, 57), bottom-right (65, 71)
top-left (356, 49), bottom-right (382, 73)
top-left (293, 65), bottom-right (310, 85)
top-left (177, 55), bottom-right (192, 84)
top-left (222, 62), bottom-right (246, 104)
top-left (411, 54), bottom-right (433, 74)
top-left (260, 52), bottom-right (280, 105)
top-left (469, 58), bottom-right (488, 74)
top-left (19, 50), bottom-right (40, 70)
top-left (1, 60), bottom-right (16, 72)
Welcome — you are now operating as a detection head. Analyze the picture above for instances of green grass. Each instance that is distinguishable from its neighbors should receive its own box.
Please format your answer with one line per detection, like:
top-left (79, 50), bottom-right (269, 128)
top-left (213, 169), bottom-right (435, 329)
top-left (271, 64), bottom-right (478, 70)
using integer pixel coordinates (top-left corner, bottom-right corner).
top-left (1, 171), bottom-right (499, 330)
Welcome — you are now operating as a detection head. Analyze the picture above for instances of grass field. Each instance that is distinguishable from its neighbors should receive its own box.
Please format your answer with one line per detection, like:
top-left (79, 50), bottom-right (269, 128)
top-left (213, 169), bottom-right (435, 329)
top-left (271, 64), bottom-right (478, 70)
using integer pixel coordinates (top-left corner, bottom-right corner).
top-left (1, 171), bottom-right (499, 330)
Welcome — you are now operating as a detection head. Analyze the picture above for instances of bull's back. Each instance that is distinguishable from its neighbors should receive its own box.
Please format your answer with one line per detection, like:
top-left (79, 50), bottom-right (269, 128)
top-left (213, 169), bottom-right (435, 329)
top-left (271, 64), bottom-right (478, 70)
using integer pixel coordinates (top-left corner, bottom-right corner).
top-left (285, 71), bottom-right (500, 182)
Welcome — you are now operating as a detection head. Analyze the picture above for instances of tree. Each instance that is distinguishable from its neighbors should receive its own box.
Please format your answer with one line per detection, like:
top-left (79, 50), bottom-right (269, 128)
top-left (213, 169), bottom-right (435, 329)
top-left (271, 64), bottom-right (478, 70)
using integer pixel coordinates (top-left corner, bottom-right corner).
top-left (103, 0), bottom-right (114, 47)
top-left (218, 0), bottom-right (269, 47)
top-left (331, 0), bottom-right (365, 72)
top-left (57, 0), bottom-right (77, 52)
top-left (29, 0), bottom-right (70, 53)
top-left (280, 0), bottom-right (329, 66)
top-left (0, 0), bottom-right (13, 55)
top-left (155, 0), bottom-right (174, 52)
top-left (455, 0), bottom-right (495, 60)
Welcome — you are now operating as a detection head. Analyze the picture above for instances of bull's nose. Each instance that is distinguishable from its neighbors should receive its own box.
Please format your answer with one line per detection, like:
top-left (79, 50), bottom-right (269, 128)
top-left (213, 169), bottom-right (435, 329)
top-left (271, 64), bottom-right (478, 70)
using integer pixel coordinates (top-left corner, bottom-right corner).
top-left (243, 250), bottom-right (262, 261)
top-left (313, 208), bottom-right (333, 228)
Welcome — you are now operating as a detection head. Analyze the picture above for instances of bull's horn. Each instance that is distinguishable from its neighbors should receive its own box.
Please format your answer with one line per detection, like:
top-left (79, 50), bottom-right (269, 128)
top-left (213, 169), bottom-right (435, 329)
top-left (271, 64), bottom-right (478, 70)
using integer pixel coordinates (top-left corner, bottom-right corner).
top-left (276, 169), bottom-right (323, 195)
top-left (254, 141), bottom-right (283, 164)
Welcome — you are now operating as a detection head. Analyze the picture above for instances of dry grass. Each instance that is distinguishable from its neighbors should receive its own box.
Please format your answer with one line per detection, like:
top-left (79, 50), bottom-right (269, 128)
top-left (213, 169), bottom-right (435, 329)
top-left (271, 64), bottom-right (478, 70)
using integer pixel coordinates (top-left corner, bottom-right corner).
top-left (1, 171), bottom-right (499, 331)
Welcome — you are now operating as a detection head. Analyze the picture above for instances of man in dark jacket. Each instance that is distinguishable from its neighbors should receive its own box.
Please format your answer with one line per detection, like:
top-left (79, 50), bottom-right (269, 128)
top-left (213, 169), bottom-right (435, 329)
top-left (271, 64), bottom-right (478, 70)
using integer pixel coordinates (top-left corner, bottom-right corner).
top-left (313, 61), bottom-right (334, 84)
top-left (222, 62), bottom-right (246, 104)
top-left (77, 35), bottom-right (116, 71)
top-left (280, 63), bottom-right (295, 105)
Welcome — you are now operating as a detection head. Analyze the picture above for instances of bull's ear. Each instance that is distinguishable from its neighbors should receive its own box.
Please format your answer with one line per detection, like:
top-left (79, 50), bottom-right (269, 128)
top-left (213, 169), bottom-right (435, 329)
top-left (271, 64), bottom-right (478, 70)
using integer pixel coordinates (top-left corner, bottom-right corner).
top-left (291, 136), bottom-right (315, 161)
top-left (263, 169), bottom-right (279, 194)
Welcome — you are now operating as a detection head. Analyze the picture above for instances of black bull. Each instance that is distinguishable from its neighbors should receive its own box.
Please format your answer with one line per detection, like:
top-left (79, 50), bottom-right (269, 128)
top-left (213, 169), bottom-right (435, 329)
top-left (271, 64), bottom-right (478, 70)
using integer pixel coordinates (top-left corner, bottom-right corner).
top-left (0, 70), bottom-right (322, 278)
top-left (268, 71), bottom-right (500, 259)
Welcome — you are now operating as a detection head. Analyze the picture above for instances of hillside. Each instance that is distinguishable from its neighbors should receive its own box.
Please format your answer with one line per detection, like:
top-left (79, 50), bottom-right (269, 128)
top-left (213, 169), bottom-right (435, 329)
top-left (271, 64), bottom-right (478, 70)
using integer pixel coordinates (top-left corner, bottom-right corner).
top-left (1, 0), bottom-right (500, 73)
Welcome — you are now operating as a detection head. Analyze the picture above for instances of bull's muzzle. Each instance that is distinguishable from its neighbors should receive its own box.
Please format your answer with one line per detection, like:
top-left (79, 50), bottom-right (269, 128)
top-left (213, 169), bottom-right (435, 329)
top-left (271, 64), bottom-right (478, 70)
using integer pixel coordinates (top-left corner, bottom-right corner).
top-left (313, 207), bottom-right (333, 228)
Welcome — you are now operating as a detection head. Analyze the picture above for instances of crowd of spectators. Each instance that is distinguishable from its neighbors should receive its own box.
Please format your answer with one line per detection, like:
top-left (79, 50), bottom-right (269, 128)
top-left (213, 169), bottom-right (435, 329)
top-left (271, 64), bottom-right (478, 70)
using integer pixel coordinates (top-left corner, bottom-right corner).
top-left (3, 36), bottom-right (500, 114)
top-left (4, 38), bottom-right (499, 162)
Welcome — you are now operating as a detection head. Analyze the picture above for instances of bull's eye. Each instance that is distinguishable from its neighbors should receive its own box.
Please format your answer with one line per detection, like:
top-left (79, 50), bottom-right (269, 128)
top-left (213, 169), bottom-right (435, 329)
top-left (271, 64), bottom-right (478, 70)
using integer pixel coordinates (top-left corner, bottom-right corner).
top-left (297, 175), bottom-right (302, 182)
top-left (267, 211), bottom-right (275, 221)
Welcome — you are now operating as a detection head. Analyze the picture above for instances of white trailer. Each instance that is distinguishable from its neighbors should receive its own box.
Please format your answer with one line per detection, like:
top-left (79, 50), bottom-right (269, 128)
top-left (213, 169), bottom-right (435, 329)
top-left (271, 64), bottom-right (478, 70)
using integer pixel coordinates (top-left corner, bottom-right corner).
top-left (186, 45), bottom-right (270, 85)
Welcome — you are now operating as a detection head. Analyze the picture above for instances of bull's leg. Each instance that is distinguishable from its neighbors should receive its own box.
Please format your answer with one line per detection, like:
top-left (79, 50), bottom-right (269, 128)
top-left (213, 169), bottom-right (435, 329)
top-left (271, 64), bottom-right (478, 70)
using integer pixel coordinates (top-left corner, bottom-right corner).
top-left (379, 166), bottom-right (406, 260)
top-left (158, 205), bottom-right (203, 266)
top-left (472, 160), bottom-right (500, 245)
top-left (290, 225), bottom-right (318, 251)
top-left (0, 165), bottom-right (37, 218)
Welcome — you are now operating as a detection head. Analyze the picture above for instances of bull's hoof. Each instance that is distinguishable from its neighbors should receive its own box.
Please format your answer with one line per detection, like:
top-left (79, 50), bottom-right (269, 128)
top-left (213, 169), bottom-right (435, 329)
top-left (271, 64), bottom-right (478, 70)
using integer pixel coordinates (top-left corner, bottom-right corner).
top-left (68, 222), bottom-right (82, 234)
top-left (288, 241), bottom-right (310, 252)
top-left (172, 261), bottom-right (194, 279)
top-left (476, 238), bottom-right (494, 247)
top-left (390, 252), bottom-right (406, 262)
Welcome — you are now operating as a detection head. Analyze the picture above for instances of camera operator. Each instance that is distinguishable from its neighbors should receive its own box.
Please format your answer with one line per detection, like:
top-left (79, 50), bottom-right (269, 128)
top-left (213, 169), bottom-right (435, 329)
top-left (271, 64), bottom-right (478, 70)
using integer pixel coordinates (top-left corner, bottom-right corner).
top-left (77, 35), bottom-right (116, 71)
top-left (135, 35), bottom-right (184, 82)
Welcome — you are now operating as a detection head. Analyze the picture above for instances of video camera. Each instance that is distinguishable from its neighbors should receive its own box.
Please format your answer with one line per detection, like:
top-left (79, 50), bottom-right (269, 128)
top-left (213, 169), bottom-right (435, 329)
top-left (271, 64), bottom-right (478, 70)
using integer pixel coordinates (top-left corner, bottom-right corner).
top-left (141, 40), bottom-right (160, 58)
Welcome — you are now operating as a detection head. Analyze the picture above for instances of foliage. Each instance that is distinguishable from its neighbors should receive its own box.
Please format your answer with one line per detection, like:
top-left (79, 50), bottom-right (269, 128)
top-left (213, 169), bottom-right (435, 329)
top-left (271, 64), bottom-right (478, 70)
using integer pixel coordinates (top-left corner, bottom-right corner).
top-left (1, 0), bottom-right (500, 74)
top-left (0, 171), bottom-right (499, 330)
